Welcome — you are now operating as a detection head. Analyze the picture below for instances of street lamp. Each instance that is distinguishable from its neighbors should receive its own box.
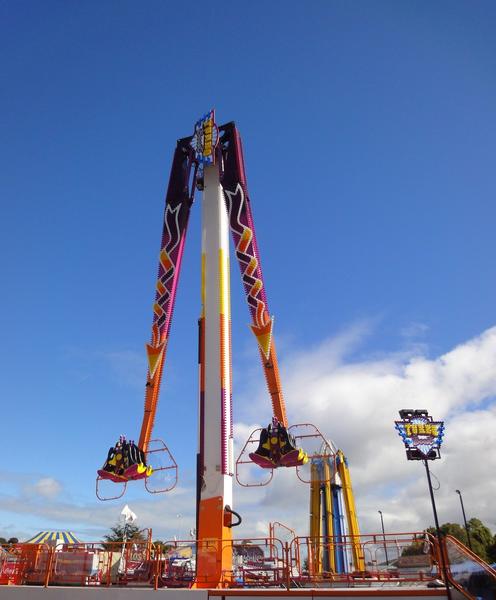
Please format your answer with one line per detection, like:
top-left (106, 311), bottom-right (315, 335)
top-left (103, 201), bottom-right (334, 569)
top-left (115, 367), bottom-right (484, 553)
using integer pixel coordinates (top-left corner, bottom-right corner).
top-left (378, 510), bottom-right (389, 567)
top-left (455, 490), bottom-right (472, 551)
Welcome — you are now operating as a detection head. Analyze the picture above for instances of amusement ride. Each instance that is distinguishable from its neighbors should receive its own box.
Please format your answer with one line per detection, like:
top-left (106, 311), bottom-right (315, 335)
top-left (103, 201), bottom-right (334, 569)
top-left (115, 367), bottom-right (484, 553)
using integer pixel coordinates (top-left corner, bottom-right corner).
top-left (1, 113), bottom-right (492, 598)
top-left (96, 111), bottom-right (362, 585)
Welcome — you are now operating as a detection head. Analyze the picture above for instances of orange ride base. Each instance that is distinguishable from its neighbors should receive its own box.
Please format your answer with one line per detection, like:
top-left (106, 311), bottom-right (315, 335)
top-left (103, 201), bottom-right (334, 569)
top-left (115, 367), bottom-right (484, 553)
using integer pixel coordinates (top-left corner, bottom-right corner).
top-left (193, 496), bottom-right (233, 588)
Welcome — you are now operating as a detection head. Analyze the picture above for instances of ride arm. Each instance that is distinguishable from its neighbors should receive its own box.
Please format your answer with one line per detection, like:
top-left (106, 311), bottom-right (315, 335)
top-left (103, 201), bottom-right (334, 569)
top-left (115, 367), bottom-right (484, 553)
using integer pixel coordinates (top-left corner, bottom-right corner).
top-left (138, 136), bottom-right (196, 451)
top-left (218, 122), bottom-right (287, 427)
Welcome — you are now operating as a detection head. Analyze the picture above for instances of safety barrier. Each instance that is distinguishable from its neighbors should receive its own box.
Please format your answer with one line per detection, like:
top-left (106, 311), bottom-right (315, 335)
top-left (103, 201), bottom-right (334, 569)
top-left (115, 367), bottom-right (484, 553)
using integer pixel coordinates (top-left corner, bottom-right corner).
top-left (2, 532), bottom-right (491, 591)
top-left (221, 536), bottom-right (287, 589)
top-left (0, 537), bottom-right (286, 589)
top-left (442, 534), bottom-right (496, 600)
top-left (0, 543), bottom-right (54, 586)
top-left (288, 532), bottom-right (439, 586)
top-left (0, 538), bottom-right (156, 588)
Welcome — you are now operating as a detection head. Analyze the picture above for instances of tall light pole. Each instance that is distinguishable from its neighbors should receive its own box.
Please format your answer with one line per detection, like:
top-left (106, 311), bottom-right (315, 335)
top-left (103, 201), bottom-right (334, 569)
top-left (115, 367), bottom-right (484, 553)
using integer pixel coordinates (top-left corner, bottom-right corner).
top-left (395, 410), bottom-right (451, 600)
top-left (378, 510), bottom-right (389, 567)
top-left (455, 490), bottom-right (472, 551)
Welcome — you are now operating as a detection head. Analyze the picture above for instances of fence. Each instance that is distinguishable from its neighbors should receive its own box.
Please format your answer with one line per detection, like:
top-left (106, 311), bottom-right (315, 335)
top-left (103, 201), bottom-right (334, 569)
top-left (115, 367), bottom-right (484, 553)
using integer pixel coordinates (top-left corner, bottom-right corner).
top-left (288, 531), bottom-right (439, 587)
top-left (0, 532), bottom-right (488, 592)
top-left (443, 534), bottom-right (496, 600)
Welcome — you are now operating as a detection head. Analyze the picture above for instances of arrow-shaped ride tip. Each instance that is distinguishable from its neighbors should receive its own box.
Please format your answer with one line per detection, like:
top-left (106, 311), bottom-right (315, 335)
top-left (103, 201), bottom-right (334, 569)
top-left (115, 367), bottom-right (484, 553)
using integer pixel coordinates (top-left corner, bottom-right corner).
top-left (146, 341), bottom-right (166, 379)
top-left (250, 317), bottom-right (274, 359)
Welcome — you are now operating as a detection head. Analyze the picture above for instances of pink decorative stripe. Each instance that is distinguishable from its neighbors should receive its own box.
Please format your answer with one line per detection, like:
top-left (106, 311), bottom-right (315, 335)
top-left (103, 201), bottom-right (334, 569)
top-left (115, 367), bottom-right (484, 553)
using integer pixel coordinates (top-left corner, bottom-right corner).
top-left (163, 234), bottom-right (187, 338)
top-left (220, 387), bottom-right (228, 474)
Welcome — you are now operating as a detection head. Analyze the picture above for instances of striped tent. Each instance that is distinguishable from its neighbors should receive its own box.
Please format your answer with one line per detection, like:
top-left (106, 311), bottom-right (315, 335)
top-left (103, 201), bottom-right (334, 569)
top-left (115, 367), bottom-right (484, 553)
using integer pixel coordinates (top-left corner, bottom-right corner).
top-left (25, 531), bottom-right (80, 545)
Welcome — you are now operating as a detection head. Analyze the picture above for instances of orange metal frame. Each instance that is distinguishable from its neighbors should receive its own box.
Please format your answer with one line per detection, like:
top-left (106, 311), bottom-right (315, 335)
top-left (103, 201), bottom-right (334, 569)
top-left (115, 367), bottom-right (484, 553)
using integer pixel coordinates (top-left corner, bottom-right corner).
top-left (236, 423), bottom-right (335, 487)
top-left (4, 530), bottom-right (487, 592)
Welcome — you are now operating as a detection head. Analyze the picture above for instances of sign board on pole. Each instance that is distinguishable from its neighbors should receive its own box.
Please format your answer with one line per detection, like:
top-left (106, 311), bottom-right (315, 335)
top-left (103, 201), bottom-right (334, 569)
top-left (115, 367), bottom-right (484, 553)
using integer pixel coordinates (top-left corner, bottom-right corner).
top-left (395, 409), bottom-right (445, 460)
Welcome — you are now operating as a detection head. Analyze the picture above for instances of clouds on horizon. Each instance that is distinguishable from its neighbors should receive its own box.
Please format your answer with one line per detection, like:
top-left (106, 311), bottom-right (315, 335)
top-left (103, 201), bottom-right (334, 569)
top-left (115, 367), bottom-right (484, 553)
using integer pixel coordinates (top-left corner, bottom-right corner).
top-left (1, 322), bottom-right (495, 542)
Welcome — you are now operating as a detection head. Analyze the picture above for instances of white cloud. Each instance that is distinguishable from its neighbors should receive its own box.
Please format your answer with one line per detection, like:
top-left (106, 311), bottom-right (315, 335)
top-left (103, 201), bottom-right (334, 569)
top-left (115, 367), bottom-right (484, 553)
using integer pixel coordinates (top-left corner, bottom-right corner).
top-left (232, 324), bottom-right (496, 538)
top-left (32, 478), bottom-right (63, 498)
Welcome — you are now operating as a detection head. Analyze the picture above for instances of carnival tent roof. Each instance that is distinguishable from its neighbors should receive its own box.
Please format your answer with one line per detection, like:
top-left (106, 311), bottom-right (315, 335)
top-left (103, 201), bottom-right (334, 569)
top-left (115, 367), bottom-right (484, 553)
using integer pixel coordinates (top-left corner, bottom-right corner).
top-left (25, 531), bottom-right (80, 545)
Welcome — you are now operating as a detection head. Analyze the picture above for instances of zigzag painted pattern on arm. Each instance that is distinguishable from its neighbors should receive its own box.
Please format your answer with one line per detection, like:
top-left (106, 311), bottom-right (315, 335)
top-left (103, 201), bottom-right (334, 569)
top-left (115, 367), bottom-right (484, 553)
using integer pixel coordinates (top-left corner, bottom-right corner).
top-left (152, 203), bottom-right (183, 343)
top-left (224, 183), bottom-right (270, 329)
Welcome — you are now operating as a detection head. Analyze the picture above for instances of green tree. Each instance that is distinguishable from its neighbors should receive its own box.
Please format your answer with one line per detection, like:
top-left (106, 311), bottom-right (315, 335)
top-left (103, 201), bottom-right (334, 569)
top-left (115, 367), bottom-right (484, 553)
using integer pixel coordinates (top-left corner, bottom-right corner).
top-left (486, 535), bottom-right (496, 564)
top-left (467, 518), bottom-right (493, 562)
top-left (427, 523), bottom-right (468, 546)
top-left (102, 523), bottom-right (146, 550)
top-left (401, 541), bottom-right (425, 556)
top-left (427, 519), bottom-right (494, 562)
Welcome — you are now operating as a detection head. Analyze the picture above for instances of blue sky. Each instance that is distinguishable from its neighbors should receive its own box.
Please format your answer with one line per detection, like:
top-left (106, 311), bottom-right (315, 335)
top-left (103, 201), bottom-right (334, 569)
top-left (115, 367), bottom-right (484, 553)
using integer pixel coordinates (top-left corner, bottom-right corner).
top-left (1, 1), bottom-right (495, 542)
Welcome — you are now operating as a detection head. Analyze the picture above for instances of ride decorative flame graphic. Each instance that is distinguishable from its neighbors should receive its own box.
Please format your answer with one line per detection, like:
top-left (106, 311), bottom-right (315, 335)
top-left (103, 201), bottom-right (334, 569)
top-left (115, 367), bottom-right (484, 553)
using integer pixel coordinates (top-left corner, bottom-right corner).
top-left (146, 323), bottom-right (165, 378)
top-left (146, 202), bottom-right (184, 380)
top-left (224, 183), bottom-right (273, 358)
top-left (153, 204), bottom-right (182, 335)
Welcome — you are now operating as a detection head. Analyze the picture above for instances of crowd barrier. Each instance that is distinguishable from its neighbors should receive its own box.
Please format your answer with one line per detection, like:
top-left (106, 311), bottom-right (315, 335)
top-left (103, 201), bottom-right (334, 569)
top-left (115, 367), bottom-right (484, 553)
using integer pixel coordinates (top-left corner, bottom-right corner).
top-left (442, 534), bottom-right (496, 600)
top-left (0, 531), bottom-right (488, 592)
top-left (290, 531), bottom-right (438, 586)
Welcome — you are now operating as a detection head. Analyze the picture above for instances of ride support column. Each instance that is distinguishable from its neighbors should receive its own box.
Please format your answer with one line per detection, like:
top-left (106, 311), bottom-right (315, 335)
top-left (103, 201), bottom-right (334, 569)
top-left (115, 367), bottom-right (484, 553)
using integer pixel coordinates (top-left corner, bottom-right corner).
top-left (195, 163), bottom-right (234, 588)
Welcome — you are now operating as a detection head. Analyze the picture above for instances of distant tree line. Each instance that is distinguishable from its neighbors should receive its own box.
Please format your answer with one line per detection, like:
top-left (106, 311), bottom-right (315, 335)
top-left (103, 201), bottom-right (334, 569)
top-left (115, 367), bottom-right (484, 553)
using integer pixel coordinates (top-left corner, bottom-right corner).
top-left (0, 537), bottom-right (19, 546)
top-left (402, 518), bottom-right (496, 563)
top-left (101, 522), bottom-right (174, 555)
top-left (101, 523), bottom-right (146, 550)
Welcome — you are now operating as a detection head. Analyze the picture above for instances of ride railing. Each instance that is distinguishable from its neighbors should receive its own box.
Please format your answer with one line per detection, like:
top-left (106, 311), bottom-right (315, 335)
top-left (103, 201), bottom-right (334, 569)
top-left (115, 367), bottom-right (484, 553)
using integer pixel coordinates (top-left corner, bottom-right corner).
top-left (0, 532), bottom-right (466, 589)
top-left (0, 538), bottom-right (157, 588)
top-left (288, 532), bottom-right (439, 587)
top-left (0, 542), bottom-right (54, 586)
top-left (442, 534), bottom-right (496, 600)
top-left (221, 536), bottom-right (287, 589)
top-left (0, 537), bottom-right (287, 589)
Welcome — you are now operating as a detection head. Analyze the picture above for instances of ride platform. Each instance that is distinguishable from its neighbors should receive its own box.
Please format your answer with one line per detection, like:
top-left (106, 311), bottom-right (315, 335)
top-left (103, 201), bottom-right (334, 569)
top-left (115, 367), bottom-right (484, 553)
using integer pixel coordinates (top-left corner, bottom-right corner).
top-left (1, 533), bottom-right (493, 599)
top-left (0, 586), bottom-right (451, 600)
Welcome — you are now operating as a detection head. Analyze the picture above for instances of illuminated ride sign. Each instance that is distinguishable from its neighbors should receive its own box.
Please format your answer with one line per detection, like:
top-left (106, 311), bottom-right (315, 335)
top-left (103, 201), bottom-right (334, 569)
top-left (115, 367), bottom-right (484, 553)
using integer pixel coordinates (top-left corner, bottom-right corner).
top-left (191, 110), bottom-right (219, 166)
top-left (395, 409), bottom-right (445, 461)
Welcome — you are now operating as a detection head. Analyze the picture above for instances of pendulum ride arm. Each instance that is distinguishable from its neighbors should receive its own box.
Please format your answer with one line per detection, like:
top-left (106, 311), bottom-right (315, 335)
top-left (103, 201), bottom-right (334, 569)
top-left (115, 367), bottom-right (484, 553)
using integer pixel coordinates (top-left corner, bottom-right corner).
top-left (218, 122), bottom-right (287, 426)
top-left (138, 136), bottom-right (196, 452)
top-left (97, 135), bottom-right (196, 492)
